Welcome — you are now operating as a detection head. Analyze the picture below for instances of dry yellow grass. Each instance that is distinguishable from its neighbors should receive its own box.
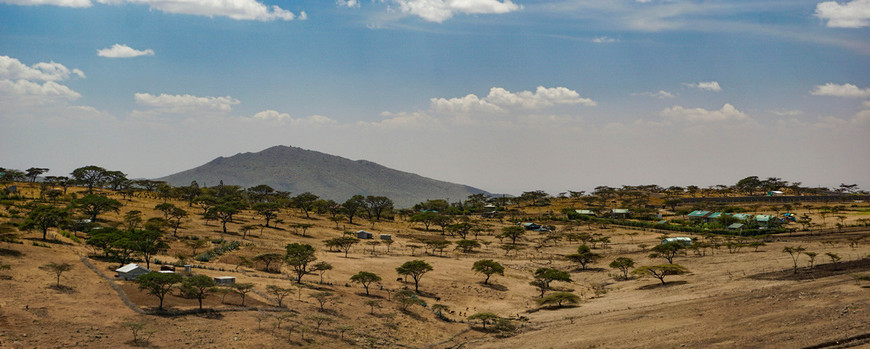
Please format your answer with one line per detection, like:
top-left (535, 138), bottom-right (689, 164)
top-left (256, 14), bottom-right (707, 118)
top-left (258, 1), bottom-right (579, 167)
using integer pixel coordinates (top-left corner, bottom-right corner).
top-left (1, 184), bottom-right (869, 348)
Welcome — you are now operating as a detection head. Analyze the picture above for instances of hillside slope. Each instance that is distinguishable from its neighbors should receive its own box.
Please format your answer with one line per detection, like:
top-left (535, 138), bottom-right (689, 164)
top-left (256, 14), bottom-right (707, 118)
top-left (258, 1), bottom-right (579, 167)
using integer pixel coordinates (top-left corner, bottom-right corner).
top-left (156, 145), bottom-right (488, 207)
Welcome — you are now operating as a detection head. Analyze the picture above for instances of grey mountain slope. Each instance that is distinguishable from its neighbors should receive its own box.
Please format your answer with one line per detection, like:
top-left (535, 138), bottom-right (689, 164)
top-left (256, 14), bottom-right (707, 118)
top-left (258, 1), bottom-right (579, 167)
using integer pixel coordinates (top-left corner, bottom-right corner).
top-left (156, 145), bottom-right (489, 208)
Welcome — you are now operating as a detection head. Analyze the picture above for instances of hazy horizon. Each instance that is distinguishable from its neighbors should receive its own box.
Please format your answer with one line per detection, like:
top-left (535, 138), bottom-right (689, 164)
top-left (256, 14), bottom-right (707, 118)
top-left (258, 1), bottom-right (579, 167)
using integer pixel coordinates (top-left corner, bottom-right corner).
top-left (2, 0), bottom-right (868, 195)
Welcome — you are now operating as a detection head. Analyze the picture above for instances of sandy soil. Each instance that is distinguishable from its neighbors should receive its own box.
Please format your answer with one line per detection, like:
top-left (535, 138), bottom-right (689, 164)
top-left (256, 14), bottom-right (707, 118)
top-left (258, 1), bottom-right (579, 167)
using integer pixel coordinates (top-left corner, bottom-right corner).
top-left (1, 185), bottom-right (869, 348)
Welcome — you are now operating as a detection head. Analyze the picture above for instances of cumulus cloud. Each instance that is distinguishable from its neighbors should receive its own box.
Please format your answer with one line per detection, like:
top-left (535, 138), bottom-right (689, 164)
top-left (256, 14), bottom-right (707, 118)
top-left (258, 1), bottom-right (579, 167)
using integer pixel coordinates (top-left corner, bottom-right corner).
top-left (815, 0), bottom-right (870, 28)
top-left (810, 82), bottom-right (870, 98)
top-left (97, 44), bottom-right (155, 58)
top-left (430, 86), bottom-right (596, 114)
top-left (3, 0), bottom-right (304, 21)
top-left (389, 0), bottom-right (520, 23)
top-left (0, 55), bottom-right (85, 81)
top-left (430, 94), bottom-right (503, 114)
top-left (0, 55), bottom-right (85, 110)
top-left (250, 110), bottom-right (336, 125)
top-left (593, 36), bottom-right (618, 43)
top-left (134, 93), bottom-right (240, 114)
top-left (0, 79), bottom-right (82, 107)
top-left (683, 81), bottom-right (722, 92)
top-left (632, 90), bottom-right (675, 99)
top-left (661, 103), bottom-right (748, 122)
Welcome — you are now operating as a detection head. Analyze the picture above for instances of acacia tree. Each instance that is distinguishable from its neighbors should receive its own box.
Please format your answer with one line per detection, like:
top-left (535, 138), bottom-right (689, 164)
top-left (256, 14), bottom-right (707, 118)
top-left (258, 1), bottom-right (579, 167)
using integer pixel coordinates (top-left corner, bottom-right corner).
top-left (285, 243), bottom-right (317, 282)
top-left (364, 195), bottom-right (394, 221)
top-left (501, 226), bottom-right (525, 244)
top-left (649, 242), bottom-right (686, 264)
top-left (293, 192), bottom-right (319, 219)
top-left (21, 204), bottom-right (69, 240)
top-left (253, 252), bottom-right (283, 272)
top-left (136, 272), bottom-right (183, 310)
top-left (73, 194), bottom-right (121, 222)
top-left (329, 236), bottom-right (359, 258)
top-left (25, 167), bottom-right (49, 184)
top-left (253, 202), bottom-right (280, 227)
top-left (394, 289), bottom-right (426, 311)
top-left (309, 291), bottom-right (335, 311)
top-left (782, 246), bottom-right (805, 274)
top-left (311, 261), bottom-right (333, 284)
top-left (609, 257), bottom-right (635, 280)
top-left (40, 262), bottom-right (72, 288)
top-left (343, 195), bottom-right (366, 224)
top-left (208, 205), bottom-right (237, 235)
top-left (350, 271), bottom-right (382, 295)
top-left (472, 259), bottom-right (504, 285)
top-left (531, 268), bottom-right (572, 298)
top-left (633, 264), bottom-right (689, 285)
top-left (232, 283), bottom-right (255, 306)
top-left (70, 165), bottom-right (108, 193)
top-left (537, 292), bottom-right (581, 308)
top-left (396, 260), bottom-right (433, 292)
top-left (467, 312), bottom-right (500, 330)
top-left (266, 285), bottom-right (293, 307)
top-left (181, 275), bottom-right (216, 310)
top-left (133, 229), bottom-right (168, 269)
top-left (567, 245), bottom-right (602, 270)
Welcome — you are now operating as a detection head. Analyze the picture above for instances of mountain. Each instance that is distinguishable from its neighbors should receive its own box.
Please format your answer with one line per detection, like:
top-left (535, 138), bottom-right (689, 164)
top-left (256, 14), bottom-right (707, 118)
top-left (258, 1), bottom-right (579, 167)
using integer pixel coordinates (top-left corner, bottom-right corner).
top-left (156, 145), bottom-right (489, 208)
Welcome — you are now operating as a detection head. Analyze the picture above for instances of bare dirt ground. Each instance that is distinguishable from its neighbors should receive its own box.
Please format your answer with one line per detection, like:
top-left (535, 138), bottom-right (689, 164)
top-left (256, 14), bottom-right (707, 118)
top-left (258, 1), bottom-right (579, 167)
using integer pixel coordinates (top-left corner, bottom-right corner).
top-left (1, 186), bottom-right (869, 348)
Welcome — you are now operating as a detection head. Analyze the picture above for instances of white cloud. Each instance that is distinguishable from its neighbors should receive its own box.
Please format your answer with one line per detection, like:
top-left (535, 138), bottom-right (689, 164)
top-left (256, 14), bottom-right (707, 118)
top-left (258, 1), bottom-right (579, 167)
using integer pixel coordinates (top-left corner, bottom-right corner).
top-left (683, 81), bottom-right (722, 92)
top-left (815, 0), bottom-right (870, 28)
top-left (0, 79), bottom-right (82, 107)
top-left (134, 93), bottom-right (240, 114)
top-left (430, 94), bottom-right (503, 114)
top-left (97, 44), bottom-right (155, 58)
top-left (389, 0), bottom-right (520, 23)
top-left (770, 109), bottom-right (803, 116)
top-left (661, 103), bottom-right (748, 122)
top-left (864, 100), bottom-right (870, 108)
top-left (632, 90), bottom-right (675, 99)
top-left (810, 82), bottom-right (870, 98)
top-left (487, 86), bottom-right (597, 108)
top-left (0, 55), bottom-right (85, 81)
top-left (250, 110), bottom-right (336, 125)
top-left (337, 0), bottom-right (359, 8)
top-left (0, 55), bottom-right (85, 111)
top-left (0, 0), bottom-right (90, 7)
top-left (430, 86), bottom-right (596, 115)
top-left (4, 0), bottom-right (304, 21)
top-left (592, 36), bottom-right (618, 43)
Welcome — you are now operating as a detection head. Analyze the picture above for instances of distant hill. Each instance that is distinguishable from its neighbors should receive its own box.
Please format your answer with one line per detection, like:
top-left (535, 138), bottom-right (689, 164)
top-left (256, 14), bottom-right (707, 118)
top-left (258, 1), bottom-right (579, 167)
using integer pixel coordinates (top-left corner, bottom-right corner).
top-left (156, 145), bottom-right (489, 208)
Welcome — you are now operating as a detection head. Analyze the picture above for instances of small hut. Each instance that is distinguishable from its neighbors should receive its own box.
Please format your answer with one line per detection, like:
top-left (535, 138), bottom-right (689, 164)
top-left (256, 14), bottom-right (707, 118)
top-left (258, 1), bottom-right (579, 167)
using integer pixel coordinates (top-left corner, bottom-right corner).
top-left (115, 263), bottom-right (150, 280)
top-left (379, 234), bottom-right (392, 241)
top-left (357, 230), bottom-right (373, 239)
top-left (214, 276), bottom-right (236, 285)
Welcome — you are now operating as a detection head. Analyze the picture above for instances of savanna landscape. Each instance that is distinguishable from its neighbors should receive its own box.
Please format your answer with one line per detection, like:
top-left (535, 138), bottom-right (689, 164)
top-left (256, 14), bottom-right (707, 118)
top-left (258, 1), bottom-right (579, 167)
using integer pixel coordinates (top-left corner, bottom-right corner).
top-left (1, 166), bottom-right (869, 348)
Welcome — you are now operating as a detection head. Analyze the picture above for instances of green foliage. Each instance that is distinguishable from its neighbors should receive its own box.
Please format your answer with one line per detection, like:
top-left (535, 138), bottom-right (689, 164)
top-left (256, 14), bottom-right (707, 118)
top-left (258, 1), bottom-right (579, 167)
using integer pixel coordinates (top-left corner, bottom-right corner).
top-left (455, 239), bottom-right (481, 253)
top-left (396, 260), bottom-right (433, 292)
top-left (180, 275), bottom-right (216, 310)
top-left (135, 272), bottom-right (183, 310)
top-left (194, 240), bottom-right (241, 262)
top-left (531, 268), bottom-right (572, 298)
top-left (467, 312), bottom-right (501, 329)
top-left (40, 262), bottom-right (73, 287)
top-left (472, 259), bottom-right (504, 284)
top-left (537, 292), bottom-right (581, 307)
top-left (649, 242), bottom-right (687, 264)
top-left (72, 194), bottom-right (121, 221)
top-left (350, 271), bottom-right (382, 295)
top-left (632, 264), bottom-right (689, 285)
top-left (500, 226), bottom-right (525, 244)
top-left (394, 289), bottom-right (426, 311)
top-left (20, 204), bottom-right (70, 240)
top-left (609, 257), bottom-right (635, 279)
top-left (285, 243), bottom-right (317, 282)
top-left (566, 245), bottom-right (602, 270)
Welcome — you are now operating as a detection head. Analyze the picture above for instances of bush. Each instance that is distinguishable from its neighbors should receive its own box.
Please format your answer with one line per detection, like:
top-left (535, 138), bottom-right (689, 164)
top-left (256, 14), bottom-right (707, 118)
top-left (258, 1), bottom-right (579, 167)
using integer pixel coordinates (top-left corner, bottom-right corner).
top-left (194, 241), bottom-right (241, 262)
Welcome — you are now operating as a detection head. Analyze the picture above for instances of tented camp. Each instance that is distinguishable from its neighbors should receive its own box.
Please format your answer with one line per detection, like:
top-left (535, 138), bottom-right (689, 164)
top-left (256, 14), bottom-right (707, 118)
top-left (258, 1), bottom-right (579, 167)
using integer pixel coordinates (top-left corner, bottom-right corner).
top-left (357, 230), bottom-right (373, 239)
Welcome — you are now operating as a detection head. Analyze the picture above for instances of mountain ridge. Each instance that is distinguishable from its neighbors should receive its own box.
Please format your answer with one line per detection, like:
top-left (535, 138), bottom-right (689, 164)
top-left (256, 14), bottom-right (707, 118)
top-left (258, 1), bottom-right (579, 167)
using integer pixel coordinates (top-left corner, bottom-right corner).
top-left (156, 145), bottom-right (489, 207)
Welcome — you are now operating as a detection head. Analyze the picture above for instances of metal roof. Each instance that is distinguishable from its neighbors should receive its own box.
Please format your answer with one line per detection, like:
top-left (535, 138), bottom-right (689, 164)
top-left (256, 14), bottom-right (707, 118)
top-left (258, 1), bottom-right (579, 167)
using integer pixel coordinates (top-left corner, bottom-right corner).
top-left (115, 263), bottom-right (147, 273)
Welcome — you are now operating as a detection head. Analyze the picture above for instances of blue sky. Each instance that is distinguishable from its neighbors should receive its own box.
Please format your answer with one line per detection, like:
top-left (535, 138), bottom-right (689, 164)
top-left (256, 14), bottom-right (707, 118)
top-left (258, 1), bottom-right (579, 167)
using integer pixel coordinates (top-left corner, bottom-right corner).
top-left (1, 0), bottom-right (869, 195)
